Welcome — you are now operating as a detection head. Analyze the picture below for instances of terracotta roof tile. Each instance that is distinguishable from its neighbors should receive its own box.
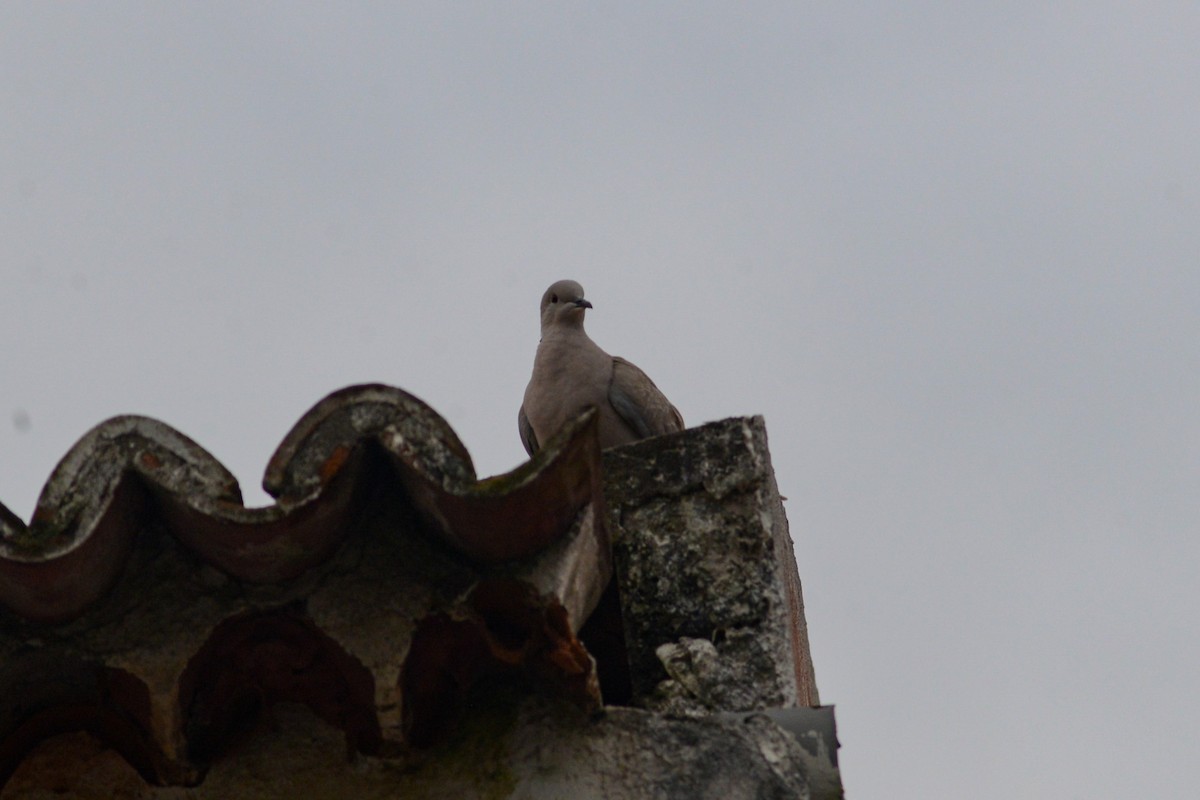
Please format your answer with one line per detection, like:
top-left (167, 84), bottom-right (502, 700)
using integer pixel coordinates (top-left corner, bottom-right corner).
top-left (0, 384), bottom-right (611, 786)
top-left (0, 384), bottom-right (602, 622)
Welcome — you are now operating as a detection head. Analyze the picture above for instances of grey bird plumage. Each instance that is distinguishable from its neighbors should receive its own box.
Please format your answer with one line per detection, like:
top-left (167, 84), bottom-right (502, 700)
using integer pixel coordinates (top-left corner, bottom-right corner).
top-left (519, 279), bottom-right (684, 455)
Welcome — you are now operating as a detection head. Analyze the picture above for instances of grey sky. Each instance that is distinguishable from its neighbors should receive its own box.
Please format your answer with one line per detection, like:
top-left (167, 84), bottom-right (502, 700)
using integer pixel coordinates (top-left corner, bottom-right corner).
top-left (2, 3), bottom-right (1197, 797)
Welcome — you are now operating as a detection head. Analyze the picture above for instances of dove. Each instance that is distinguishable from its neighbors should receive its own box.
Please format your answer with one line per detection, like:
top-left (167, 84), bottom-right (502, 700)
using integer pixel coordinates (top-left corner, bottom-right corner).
top-left (519, 279), bottom-right (684, 456)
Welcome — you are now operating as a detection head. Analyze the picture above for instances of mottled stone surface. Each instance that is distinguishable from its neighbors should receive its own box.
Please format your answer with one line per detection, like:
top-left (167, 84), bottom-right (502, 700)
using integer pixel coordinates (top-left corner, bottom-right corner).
top-left (603, 416), bottom-right (819, 711)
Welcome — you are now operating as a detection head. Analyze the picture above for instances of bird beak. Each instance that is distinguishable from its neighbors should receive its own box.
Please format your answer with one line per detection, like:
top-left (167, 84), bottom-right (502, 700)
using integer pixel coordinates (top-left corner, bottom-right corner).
top-left (574, 299), bottom-right (593, 309)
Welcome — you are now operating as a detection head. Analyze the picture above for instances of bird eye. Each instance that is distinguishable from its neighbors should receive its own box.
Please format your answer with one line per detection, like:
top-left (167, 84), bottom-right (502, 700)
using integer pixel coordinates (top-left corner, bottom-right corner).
top-left (551, 294), bottom-right (558, 303)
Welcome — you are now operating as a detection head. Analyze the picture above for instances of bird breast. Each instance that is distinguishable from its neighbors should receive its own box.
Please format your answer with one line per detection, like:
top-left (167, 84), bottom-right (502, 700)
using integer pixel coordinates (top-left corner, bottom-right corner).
top-left (523, 337), bottom-right (613, 442)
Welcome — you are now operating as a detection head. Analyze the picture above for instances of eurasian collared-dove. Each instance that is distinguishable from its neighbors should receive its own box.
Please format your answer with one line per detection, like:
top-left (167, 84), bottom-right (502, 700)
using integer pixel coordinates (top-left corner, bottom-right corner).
top-left (519, 279), bottom-right (684, 456)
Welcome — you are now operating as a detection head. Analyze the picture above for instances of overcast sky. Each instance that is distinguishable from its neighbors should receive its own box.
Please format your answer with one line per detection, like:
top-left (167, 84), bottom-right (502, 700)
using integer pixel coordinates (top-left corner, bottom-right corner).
top-left (2, 3), bottom-right (1197, 797)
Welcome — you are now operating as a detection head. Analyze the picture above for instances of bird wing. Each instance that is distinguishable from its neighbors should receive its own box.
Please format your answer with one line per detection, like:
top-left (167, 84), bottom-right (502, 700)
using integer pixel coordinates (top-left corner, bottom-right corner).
top-left (608, 356), bottom-right (684, 440)
top-left (517, 404), bottom-right (539, 456)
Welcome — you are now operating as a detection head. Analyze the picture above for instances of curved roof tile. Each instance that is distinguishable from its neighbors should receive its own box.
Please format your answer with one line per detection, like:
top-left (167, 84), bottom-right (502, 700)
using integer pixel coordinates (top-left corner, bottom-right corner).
top-left (0, 384), bottom-right (611, 784)
top-left (0, 384), bottom-right (601, 622)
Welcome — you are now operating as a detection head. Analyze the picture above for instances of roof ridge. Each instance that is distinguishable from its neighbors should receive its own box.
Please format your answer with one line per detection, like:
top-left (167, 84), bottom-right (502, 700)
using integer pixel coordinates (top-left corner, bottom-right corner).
top-left (0, 384), bottom-right (602, 623)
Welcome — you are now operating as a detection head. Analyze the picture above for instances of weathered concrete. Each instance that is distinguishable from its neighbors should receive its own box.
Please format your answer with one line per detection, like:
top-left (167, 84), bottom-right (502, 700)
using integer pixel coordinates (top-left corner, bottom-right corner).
top-left (603, 416), bottom-right (819, 712)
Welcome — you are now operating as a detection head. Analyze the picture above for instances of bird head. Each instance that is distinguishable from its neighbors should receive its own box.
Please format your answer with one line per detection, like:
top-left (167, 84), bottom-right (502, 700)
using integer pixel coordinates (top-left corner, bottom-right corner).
top-left (539, 279), bottom-right (592, 331)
